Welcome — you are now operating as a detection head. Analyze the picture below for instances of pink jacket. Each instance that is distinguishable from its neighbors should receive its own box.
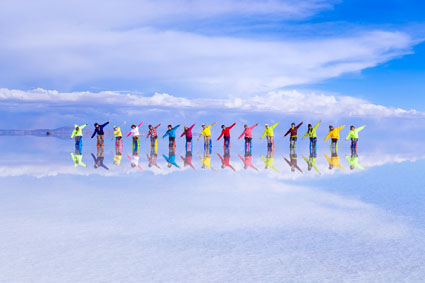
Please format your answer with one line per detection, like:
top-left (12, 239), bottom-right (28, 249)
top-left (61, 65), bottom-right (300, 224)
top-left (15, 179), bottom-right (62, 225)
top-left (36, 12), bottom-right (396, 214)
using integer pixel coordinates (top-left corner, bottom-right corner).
top-left (238, 124), bottom-right (258, 139)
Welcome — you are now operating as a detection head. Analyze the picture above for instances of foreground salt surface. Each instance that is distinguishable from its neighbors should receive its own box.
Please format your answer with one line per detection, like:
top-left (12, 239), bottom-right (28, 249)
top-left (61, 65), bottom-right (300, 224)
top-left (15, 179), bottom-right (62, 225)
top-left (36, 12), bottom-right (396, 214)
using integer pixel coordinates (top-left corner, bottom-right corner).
top-left (0, 136), bottom-right (425, 282)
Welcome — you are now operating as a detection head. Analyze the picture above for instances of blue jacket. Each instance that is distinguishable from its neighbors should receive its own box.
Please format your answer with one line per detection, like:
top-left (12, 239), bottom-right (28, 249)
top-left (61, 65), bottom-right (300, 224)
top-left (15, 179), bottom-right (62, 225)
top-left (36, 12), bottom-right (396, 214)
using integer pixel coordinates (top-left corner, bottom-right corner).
top-left (163, 154), bottom-right (180, 168)
top-left (163, 125), bottom-right (180, 138)
top-left (91, 122), bottom-right (109, 138)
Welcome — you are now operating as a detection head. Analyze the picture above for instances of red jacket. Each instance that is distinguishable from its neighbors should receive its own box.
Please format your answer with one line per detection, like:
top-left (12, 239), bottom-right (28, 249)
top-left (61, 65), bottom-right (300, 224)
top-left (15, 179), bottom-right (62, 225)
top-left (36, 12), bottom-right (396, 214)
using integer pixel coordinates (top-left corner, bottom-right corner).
top-left (284, 122), bottom-right (303, 138)
top-left (217, 123), bottom-right (236, 140)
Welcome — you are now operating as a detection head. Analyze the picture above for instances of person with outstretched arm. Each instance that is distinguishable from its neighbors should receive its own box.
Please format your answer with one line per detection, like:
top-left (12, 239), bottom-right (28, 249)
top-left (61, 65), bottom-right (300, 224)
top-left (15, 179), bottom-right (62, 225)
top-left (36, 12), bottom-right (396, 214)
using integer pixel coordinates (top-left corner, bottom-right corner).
top-left (112, 121), bottom-right (126, 150)
top-left (146, 151), bottom-right (161, 169)
top-left (146, 124), bottom-right (161, 151)
top-left (217, 152), bottom-right (236, 171)
top-left (180, 123), bottom-right (195, 152)
top-left (238, 153), bottom-right (258, 171)
top-left (127, 122), bottom-right (144, 152)
top-left (324, 125), bottom-right (345, 151)
top-left (284, 121), bottom-right (303, 149)
top-left (302, 154), bottom-right (320, 175)
top-left (181, 152), bottom-right (195, 170)
top-left (163, 124), bottom-right (180, 149)
top-left (238, 123), bottom-right (258, 153)
top-left (346, 153), bottom-right (364, 170)
top-left (70, 150), bottom-right (86, 167)
top-left (345, 125), bottom-right (366, 153)
top-left (261, 122), bottom-right (279, 152)
top-left (261, 153), bottom-right (278, 172)
top-left (70, 123), bottom-right (87, 151)
top-left (217, 123), bottom-right (236, 148)
top-left (302, 120), bottom-right (321, 154)
top-left (198, 122), bottom-right (218, 153)
top-left (91, 121), bottom-right (109, 147)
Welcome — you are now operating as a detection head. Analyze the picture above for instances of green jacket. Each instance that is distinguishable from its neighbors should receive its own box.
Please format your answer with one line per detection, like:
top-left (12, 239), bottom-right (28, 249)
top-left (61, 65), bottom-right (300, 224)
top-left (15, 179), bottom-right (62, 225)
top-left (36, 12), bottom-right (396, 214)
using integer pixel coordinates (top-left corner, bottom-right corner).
top-left (302, 121), bottom-right (320, 139)
top-left (302, 155), bottom-right (320, 174)
top-left (261, 122), bottom-right (279, 139)
top-left (261, 155), bottom-right (278, 172)
top-left (71, 124), bottom-right (87, 138)
top-left (345, 125), bottom-right (365, 140)
top-left (346, 155), bottom-right (364, 170)
top-left (70, 152), bottom-right (86, 167)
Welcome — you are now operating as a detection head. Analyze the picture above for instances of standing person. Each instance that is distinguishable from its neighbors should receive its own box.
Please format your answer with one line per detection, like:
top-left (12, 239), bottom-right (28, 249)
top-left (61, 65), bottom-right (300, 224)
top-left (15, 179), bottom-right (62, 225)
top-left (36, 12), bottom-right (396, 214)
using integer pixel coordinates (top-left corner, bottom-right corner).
top-left (345, 125), bottom-right (366, 153)
top-left (198, 122), bottom-right (218, 153)
top-left (163, 124), bottom-right (180, 149)
top-left (180, 123), bottom-right (195, 152)
top-left (70, 123), bottom-right (87, 151)
top-left (112, 121), bottom-right (126, 152)
top-left (91, 121), bottom-right (110, 147)
top-left (127, 122), bottom-right (144, 152)
top-left (217, 123), bottom-right (236, 148)
top-left (146, 124), bottom-right (161, 152)
top-left (324, 125), bottom-right (345, 151)
top-left (238, 123), bottom-right (258, 153)
top-left (302, 120), bottom-right (321, 154)
top-left (284, 121), bottom-right (303, 149)
top-left (261, 122), bottom-right (279, 152)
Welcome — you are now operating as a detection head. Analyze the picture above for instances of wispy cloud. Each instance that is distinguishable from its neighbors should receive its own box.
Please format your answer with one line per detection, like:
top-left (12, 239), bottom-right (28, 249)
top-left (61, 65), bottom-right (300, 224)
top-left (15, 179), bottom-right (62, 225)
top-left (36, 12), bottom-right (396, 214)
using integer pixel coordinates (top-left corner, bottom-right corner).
top-left (1, 88), bottom-right (423, 118)
top-left (0, 0), bottom-right (417, 95)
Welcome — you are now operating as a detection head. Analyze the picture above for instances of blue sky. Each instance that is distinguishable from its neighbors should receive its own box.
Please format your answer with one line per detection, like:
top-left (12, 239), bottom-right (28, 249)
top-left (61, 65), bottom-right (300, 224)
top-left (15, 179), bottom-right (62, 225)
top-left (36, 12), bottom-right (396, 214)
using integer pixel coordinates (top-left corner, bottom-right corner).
top-left (0, 0), bottom-right (424, 112)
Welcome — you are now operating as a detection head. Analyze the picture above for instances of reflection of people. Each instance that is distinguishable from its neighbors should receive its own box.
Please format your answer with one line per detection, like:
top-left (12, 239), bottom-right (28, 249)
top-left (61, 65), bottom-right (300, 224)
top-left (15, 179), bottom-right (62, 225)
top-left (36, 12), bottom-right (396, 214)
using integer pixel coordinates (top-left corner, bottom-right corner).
top-left (261, 122), bottom-right (278, 152)
top-left (70, 149), bottom-right (86, 167)
top-left (346, 153), bottom-right (364, 170)
top-left (198, 122), bottom-right (218, 154)
top-left (181, 152), bottom-right (195, 170)
top-left (324, 125), bottom-right (345, 151)
top-left (70, 123), bottom-right (87, 151)
top-left (302, 120), bottom-right (321, 154)
top-left (127, 122), bottom-right (143, 152)
top-left (91, 121), bottom-right (109, 147)
top-left (163, 124), bottom-right (180, 149)
top-left (324, 150), bottom-right (344, 170)
top-left (284, 121), bottom-right (303, 149)
top-left (127, 150), bottom-right (143, 171)
top-left (91, 146), bottom-right (109, 170)
top-left (147, 124), bottom-right (161, 152)
top-left (302, 153), bottom-right (320, 174)
top-left (345, 125), bottom-right (366, 153)
top-left (217, 123), bottom-right (236, 149)
top-left (181, 123), bottom-right (195, 152)
top-left (217, 149), bottom-right (236, 171)
top-left (113, 139), bottom-right (123, 165)
top-left (198, 150), bottom-right (217, 171)
top-left (238, 153), bottom-right (258, 171)
top-left (163, 147), bottom-right (180, 168)
top-left (261, 151), bottom-right (278, 172)
top-left (284, 147), bottom-right (303, 173)
top-left (238, 123), bottom-right (258, 153)
top-left (146, 149), bottom-right (161, 169)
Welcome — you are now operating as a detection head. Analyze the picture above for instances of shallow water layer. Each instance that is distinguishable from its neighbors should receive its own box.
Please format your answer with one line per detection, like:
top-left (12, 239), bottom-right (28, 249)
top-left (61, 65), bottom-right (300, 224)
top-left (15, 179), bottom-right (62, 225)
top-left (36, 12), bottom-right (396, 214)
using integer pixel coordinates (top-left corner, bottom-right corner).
top-left (1, 119), bottom-right (425, 283)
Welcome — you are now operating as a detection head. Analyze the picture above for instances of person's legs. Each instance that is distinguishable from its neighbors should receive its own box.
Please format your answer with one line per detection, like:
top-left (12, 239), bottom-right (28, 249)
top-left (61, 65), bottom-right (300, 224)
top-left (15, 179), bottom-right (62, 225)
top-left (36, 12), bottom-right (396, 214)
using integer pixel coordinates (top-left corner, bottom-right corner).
top-left (266, 136), bottom-right (272, 151)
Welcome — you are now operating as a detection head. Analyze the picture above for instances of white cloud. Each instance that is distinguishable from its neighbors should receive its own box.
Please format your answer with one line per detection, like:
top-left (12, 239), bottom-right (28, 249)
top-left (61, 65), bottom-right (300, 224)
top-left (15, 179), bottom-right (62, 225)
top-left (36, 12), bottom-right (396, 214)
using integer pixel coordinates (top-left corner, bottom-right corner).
top-left (0, 88), bottom-right (423, 118)
top-left (0, 0), bottom-right (417, 95)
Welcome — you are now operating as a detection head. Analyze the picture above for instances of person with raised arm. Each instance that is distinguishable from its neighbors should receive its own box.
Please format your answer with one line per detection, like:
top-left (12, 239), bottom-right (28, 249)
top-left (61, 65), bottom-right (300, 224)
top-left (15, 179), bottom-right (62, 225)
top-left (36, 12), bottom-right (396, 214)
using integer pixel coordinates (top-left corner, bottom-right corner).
top-left (345, 125), bottom-right (366, 153)
top-left (238, 123), bottom-right (258, 153)
top-left (70, 123), bottom-right (87, 151)
top-left (163, 124), bottom-right (180, 149)
top-left (324, 125), bottom-right (345, 151)
top-left (91, 121), bottom-right (109, 147)
top-left (198, 121), bottom-right (218, 153)
top-left (180, 123), bottom-right (195, 152)
top-left (146, 123), bottom-right (161, 151)
top-left (261, 122), bottom-right (279, 152)
top-left (284, 121), bottom-right (303, 149)
top-left (302, 120), bottom-right (321, 154)
top-left (127, 122), bottom-right (144, 152)
top-left (217, 123), bottom-right (236, 148)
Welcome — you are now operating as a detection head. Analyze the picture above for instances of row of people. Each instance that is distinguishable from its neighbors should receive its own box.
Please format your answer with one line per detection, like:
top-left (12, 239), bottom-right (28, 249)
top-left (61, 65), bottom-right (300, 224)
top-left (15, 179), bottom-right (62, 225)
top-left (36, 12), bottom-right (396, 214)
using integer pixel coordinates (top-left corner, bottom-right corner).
top-left (71, 145), bottom-right (363, 172)
top-left (70, 121), bottom-right (366, 152)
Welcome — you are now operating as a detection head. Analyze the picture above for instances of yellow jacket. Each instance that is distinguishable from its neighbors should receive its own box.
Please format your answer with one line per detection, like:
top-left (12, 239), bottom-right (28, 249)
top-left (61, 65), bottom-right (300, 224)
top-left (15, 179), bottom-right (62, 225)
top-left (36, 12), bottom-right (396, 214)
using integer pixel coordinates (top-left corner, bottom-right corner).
top-left (324, 126), bottom-right (345, 141)
top-left (200, 126), bottom-right (212, 137)
top-left (261, 122), bottom-right (279, 139)
top-left (324, 154), bottom-right (344, 170)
